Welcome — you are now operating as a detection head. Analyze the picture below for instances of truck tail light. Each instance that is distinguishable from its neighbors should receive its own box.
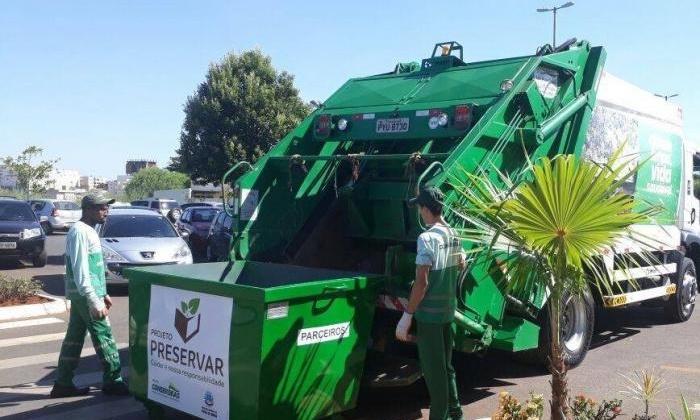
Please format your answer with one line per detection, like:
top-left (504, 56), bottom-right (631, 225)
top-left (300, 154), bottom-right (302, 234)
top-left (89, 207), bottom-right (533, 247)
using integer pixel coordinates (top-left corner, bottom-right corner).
top-left (314, 114), bottom-right (331, 138)
top-left (453, 105), bottom-right (472, 130)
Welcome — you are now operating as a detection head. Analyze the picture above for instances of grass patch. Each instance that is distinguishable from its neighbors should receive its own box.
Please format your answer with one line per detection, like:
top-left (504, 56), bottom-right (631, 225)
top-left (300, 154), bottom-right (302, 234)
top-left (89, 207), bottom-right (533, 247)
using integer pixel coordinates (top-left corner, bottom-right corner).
top-left (0, 273), bottom-right (43, 301)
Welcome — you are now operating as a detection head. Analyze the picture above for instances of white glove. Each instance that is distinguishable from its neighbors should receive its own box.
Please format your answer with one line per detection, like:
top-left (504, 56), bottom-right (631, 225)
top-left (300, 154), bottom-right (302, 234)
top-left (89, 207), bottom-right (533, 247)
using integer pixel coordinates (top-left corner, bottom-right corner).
top-left (87, 293), bottom-right (107, 320)
top-left (395, 312), bottom-right (413, 341)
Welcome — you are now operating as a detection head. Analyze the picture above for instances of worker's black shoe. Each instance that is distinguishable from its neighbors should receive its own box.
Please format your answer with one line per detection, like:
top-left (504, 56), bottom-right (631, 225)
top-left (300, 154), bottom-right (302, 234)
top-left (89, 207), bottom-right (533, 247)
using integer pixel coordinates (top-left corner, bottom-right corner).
top-left (49, 383), bottom-right (90, 398)
top-left (102, 380), bottom-right (129, 396)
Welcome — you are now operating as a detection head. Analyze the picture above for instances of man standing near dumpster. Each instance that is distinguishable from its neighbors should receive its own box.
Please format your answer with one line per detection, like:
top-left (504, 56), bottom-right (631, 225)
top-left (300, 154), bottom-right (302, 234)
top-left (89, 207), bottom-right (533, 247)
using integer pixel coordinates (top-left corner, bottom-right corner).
top-left (50, 194), bottom-right (130, 398)
top-left (396, 186), bottom-right (464, 420)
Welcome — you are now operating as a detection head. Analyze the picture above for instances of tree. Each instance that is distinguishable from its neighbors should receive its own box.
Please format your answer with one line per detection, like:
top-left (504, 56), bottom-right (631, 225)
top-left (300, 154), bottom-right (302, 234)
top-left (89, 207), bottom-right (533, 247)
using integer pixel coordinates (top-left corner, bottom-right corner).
top-left (124, 167), bottom-right (190, 201)
top-left (2, 147), bottom-right (59, 198)
top-left (170, 49), bottom-right (310, 184)
top-left (450, 149), bottom-right (660, 420)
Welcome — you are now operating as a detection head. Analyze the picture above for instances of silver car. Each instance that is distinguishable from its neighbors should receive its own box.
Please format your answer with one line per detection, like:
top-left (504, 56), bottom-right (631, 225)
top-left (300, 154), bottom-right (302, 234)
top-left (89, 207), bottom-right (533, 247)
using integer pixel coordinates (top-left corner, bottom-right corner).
top-left (28, 199), bottom-right (82, 234)
top-left (96, 208), bottom-right (193, 284)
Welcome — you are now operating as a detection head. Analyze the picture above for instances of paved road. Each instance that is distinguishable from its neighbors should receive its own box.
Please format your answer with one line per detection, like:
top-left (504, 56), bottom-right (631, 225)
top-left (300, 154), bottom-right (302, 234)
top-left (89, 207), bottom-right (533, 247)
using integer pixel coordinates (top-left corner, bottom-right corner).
top-left (1, 234), bottom-right (699, 419)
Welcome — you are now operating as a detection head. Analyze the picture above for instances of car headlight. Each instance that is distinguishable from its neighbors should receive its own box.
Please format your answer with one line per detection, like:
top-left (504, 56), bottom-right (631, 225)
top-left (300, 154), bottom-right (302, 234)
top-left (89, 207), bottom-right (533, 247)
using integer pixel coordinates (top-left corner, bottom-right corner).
top-left (19, 228), bottom-right (42, 239)
top-left (102, 245), bottom-right (127, 262)
top-left (173, 244), bottom-right (192, 260)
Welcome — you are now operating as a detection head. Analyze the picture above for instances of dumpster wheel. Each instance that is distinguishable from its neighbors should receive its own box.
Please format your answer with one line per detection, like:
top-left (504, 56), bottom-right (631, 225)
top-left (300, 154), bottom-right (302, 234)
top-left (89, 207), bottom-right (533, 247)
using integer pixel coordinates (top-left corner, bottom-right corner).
top-left (144, 400), bottom-right (165, 420)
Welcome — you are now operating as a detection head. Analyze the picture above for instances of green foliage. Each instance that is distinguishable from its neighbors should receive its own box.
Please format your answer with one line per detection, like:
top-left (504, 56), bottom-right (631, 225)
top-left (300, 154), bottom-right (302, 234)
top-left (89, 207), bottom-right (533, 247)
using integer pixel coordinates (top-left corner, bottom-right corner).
top-left (492, 391), bottom-right (545, 420)
top-left (669, 395), bottom-right (694, 420)
top-left (570, 395), bottom-right (623, 420)
top-left (124, 167), bottom-right (190, 201)
top-left (2, 146), bottom-right (59, 198)
top-left (450, 147), bottom-right (662, 419)
top-left (171, 49), bottom-right (311, 184)
top-left (0, 187), bottom-right (18, 198)
top-left (0, 274), bottom-right (43, 301)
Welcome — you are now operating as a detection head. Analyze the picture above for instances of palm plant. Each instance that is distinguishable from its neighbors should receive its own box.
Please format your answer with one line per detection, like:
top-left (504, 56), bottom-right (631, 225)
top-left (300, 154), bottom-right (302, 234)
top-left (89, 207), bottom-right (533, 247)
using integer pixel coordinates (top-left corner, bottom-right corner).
top-left (449, 147), bottom-right (662, 420)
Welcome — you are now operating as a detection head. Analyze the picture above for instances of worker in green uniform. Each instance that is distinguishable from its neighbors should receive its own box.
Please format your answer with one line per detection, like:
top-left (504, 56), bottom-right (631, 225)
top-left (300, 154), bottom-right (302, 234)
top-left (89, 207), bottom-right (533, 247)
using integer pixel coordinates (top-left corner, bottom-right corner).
top-left (50, 194), bottom-right (129, 398)
top-left (396, 186), bottom-right (464, 420)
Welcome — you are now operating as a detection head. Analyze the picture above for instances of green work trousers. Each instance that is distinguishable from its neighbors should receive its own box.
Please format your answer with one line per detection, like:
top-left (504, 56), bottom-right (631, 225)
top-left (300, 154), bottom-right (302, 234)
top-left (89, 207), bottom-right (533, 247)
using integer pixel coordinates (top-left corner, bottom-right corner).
top-left (55, 299), bottom-right (123, 387)
top-left (416, 320), bottom-right (462, 420)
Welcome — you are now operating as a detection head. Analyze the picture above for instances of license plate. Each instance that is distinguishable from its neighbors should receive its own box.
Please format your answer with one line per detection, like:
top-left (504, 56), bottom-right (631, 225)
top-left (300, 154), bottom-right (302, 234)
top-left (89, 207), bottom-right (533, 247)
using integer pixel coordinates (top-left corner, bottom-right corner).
top-left (0, 242), bottom-right (17, 249)
top-left (376, 118), bottom-right (409, 133)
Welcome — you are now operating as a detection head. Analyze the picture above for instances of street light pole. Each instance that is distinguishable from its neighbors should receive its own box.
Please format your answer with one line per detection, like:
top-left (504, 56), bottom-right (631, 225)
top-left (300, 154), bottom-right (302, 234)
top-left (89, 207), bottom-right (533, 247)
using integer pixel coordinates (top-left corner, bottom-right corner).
top-left (654, 93), bottom-right (679, 101)
top-left (537, 2), bottom-right (575, 48)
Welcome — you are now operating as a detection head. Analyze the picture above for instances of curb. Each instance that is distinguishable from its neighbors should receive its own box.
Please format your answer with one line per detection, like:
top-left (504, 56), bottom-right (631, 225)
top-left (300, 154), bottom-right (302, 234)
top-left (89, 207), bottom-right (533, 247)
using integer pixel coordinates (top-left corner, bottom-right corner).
top-left (0, 293), bottom-right (69, 322)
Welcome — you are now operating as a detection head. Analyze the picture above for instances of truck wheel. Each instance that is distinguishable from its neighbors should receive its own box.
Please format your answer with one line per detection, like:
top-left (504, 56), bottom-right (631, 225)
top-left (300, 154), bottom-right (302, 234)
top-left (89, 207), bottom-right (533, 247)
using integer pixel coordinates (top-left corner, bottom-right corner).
top-left (664, 257), bottom-right (697, 323)
top-left (538, 286), bottom-right (595, 369)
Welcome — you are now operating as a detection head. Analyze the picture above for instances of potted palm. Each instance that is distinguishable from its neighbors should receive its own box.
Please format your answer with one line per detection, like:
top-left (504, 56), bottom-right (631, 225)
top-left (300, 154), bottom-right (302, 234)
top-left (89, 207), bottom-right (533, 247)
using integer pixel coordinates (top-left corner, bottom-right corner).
top-left (449, 147), bottom-right (662, 419)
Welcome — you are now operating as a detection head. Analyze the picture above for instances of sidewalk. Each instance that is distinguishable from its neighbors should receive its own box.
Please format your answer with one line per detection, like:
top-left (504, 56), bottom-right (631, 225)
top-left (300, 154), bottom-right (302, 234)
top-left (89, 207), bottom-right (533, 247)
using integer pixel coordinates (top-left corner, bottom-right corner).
top-left (0, 294), bottom-right (68, 322)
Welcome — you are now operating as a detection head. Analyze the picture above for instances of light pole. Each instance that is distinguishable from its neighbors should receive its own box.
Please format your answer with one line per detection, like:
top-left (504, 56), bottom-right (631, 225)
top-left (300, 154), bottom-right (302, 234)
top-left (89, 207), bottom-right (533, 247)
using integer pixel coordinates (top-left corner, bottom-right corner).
top-left (654, 93), bottom-right (679, 101)
top-left (537, 2), bottom-right (575, 48)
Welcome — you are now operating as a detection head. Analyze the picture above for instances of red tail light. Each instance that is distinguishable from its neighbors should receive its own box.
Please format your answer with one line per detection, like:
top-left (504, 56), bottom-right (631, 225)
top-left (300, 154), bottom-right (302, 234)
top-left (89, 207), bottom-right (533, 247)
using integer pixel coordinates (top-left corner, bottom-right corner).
top-left (453, 105), bottom-right (472, 130)
top-left (314, 114), bottom-right (331, 139)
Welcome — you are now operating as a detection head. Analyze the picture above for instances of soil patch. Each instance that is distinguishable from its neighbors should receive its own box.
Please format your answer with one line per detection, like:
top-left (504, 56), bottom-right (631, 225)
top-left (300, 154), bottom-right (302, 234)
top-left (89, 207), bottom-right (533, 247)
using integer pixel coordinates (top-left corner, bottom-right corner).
top-left (0, 294), bottom-right (52, 307)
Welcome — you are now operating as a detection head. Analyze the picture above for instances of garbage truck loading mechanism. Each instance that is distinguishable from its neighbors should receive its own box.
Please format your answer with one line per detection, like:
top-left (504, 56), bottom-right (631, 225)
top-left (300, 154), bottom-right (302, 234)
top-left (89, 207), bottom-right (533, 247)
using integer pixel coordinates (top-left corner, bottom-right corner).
top-left (127, 39), bottom-right (699, 420)
top-left (226, 37), bottom-right (697, 360)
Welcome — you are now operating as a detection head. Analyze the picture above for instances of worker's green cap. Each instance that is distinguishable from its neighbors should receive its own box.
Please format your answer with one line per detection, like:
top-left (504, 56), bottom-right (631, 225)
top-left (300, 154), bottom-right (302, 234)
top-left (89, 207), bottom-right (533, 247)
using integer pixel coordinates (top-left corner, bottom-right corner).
top-left (81, 194), bottom-right (115, 209)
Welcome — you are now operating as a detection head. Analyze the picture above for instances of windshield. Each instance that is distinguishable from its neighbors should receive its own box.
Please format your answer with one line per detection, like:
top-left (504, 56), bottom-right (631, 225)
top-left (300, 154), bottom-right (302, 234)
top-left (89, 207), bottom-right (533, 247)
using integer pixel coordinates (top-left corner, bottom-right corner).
top-left (191, 208), bottom-right (219, 222)
top-left (102, 215), bottom-right (178, 238)
top-left (0, 202), bottom-right (37, 221)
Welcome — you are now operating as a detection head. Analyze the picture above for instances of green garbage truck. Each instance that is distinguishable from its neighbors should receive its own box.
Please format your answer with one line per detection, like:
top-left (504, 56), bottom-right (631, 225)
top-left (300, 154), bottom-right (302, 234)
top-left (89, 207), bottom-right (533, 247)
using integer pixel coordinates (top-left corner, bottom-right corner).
top-left (128, 39), bottom-right (699, 420)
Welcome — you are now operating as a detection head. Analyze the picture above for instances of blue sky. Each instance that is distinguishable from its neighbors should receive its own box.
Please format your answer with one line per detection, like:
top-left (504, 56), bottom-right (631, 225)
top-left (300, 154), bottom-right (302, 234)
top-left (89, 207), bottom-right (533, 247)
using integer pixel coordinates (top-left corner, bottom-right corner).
top-left (2, 0), bottom-right (699, 179)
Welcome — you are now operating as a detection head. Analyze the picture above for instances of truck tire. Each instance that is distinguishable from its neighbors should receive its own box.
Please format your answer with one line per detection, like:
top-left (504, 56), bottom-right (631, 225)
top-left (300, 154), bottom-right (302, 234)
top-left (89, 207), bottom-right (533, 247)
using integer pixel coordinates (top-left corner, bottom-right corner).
top-left (664, 256), bottom-right (697, 323)
top-left (538, 286), bottom-right (595, 369)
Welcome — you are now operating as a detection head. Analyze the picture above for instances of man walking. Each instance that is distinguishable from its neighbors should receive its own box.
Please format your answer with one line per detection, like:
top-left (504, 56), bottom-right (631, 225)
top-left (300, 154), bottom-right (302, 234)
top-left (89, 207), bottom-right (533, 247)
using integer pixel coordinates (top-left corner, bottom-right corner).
top-left (50, 194), bottom-right (129, 398)
top-left (396, 186), bottom-right (464, 420)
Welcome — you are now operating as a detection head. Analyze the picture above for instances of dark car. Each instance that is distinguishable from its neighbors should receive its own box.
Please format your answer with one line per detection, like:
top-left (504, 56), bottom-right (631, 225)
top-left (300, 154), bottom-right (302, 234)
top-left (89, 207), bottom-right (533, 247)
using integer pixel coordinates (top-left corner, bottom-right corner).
top-left (0, 199), bottom-right (47, 267)
top-left (176, 206), bottom-right (220, 258)
top-left (205, 210), bottom-right (233, 262)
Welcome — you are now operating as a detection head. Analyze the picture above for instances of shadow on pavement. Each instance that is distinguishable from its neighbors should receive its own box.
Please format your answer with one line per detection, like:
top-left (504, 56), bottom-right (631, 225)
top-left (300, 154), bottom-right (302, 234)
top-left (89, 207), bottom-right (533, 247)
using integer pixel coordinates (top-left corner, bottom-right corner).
top-left (32, 274), bottom-right (65, 297)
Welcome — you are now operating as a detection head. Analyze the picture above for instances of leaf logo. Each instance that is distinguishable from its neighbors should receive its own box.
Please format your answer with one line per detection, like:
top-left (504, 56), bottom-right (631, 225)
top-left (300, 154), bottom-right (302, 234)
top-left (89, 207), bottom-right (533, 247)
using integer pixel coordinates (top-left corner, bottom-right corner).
top-left (181, 298), bottom-right (200, 317)
top-left (175, 297), bottom-right (201, 343)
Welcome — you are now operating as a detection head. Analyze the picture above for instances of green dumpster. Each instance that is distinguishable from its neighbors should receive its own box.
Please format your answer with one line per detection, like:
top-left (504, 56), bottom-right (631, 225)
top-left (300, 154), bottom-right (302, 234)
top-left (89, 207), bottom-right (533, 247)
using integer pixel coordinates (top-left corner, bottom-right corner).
top-left (127, 261), bottom-right (381, 420)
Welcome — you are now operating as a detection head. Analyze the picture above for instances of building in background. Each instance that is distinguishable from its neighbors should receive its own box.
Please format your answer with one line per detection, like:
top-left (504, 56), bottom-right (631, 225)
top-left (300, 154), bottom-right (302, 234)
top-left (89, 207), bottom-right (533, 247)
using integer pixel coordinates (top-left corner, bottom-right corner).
top-left (126, 159), bottom-right (157, 175)
top-left (0, 165), bottom-right (17, 189)
top-left (80, 175), bottom-right (107, 191)
top-left (107, 174), bottom-right (132, 196)
top-left (47, 169), bottom-right (80, 191)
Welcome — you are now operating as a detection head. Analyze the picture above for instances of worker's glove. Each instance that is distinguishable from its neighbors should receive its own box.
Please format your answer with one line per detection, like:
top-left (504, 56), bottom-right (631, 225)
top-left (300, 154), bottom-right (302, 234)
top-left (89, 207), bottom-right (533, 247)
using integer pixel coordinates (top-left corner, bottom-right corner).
top-left (395, 311), bottom-right (413, 341)
top-left (87, 293), bottom-right (107, 320)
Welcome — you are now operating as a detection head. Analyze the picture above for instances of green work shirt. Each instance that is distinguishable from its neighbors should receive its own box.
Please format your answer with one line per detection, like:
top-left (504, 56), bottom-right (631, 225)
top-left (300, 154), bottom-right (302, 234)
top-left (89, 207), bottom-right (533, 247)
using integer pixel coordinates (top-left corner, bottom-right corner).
top-left (414, 224), bottom-right (461, 323)
top-left (65, 221), bottom-right (107, 301)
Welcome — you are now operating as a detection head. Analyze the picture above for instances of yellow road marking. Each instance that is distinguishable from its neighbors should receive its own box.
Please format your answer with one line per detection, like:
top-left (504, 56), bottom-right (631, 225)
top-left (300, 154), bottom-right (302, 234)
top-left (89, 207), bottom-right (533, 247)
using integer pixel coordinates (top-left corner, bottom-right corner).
top-left (660, 365), bottom-right (700, 374)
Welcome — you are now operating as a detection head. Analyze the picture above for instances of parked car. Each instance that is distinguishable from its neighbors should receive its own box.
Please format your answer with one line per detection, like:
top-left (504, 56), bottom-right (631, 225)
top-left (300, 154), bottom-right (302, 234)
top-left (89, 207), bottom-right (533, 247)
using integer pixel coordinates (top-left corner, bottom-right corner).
top-left (130, 199), bottom-right (182, 222)
top-left (96, 208), bottom-right (193, 284)
top-left (180, 201), bottom-right (224, 211)
top-left (176, 206), bottom-right (221, 258)
top-left (205, 210), bottom-right (234, 262)
top-left (0, 199), bottom-right (47, 267)
top-left (28, 199), bottom-right (81, 234)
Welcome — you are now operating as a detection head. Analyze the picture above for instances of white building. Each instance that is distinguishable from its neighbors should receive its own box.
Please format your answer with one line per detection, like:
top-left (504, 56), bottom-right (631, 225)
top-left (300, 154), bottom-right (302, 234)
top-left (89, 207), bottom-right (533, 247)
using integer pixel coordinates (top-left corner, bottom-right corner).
top-left (107, 175), bottom-right (131, 195)
top-left (47, 169), bottom-right (81, 191)
top-left (80, 175), bottom-right (107, 191)
top-left (0, 165), bottom-right (17, 189)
